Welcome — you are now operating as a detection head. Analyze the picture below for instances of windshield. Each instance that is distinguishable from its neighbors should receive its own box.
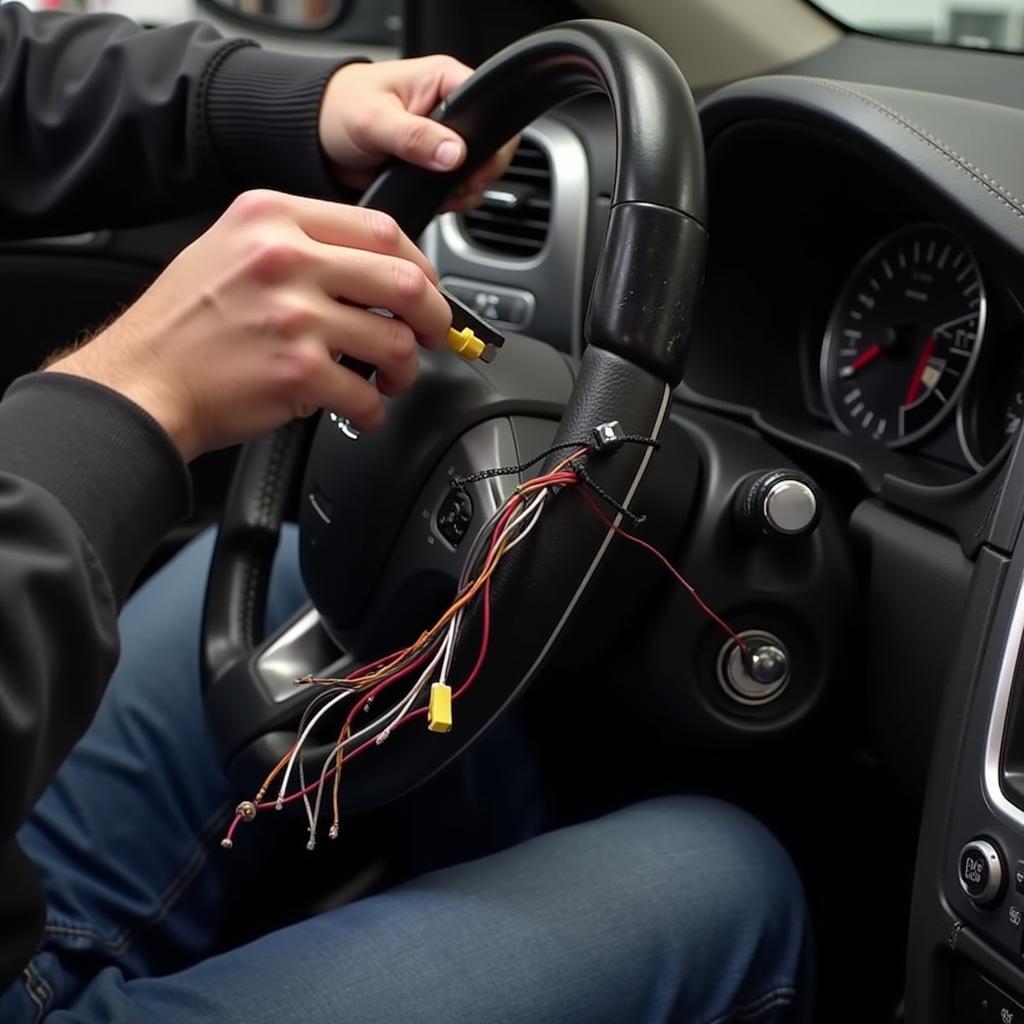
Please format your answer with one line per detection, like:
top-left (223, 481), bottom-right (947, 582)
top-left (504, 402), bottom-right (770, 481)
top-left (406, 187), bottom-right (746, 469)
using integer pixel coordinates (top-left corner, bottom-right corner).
top-left (814, 0), bottom-right (1024, 51)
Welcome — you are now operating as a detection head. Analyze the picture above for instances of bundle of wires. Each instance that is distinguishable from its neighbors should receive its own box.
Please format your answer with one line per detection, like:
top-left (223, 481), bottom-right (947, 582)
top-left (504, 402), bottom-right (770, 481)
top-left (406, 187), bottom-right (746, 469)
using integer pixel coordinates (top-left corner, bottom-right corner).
top-left (220, 427), bottom-right (745, 851)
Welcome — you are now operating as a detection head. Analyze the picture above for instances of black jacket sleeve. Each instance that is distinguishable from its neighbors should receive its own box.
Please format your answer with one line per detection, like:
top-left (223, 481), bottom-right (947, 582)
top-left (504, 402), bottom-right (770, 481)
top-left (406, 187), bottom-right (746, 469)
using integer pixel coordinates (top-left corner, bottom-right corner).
top-left (0, 372), bottom-right (192, 986)
top-left (0, 2), bottom-right (359, 238)
top-left (0, 373), bottom-right (191, 845)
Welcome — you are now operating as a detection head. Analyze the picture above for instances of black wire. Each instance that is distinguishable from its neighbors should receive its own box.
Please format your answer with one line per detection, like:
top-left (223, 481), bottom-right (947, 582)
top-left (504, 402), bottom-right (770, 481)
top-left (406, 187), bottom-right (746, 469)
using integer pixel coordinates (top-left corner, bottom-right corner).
top-left (451, 439), bottom-right (593, 488)
top-left (571, 459), bottom-right (647, 527)
top-left (450, 433), bottom-right (661, 490)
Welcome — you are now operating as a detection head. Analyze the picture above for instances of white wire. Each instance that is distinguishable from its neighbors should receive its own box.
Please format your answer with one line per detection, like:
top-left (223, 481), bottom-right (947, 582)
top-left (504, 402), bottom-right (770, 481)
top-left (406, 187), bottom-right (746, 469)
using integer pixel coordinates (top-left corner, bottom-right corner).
top-left (438, 488), bottom-right (549, 687)
top-left (301, 484), bottom-right (558, 843)
top-left (276, 688), bottom-right (354, 807)
top-left (307, 636), bottom-right (451, 842)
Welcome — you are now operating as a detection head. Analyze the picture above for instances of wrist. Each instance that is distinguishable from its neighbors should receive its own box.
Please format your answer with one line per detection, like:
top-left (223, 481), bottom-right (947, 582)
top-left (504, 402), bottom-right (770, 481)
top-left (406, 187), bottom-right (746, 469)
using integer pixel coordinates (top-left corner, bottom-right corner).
top-left (45, 332), bottom-right (201, 463)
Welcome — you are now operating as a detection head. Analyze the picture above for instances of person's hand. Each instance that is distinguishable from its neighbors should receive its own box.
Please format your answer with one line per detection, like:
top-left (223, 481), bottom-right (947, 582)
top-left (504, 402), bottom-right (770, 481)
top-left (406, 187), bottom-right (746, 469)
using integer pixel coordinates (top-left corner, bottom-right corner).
top-left (319, 56), bottom-right (518, 211)
top-left (45, 191), bottom-right (450, 462)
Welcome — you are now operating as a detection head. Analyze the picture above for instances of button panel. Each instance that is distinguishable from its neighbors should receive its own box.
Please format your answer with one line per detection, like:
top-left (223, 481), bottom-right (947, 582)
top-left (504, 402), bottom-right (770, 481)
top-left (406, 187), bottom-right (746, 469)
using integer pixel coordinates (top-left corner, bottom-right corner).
top-left (441, 277), bottom-right (536, 330)
top-left (436, 490), bottom-right (473, 548)
top-left (954, 967), bottom-right (1024, 1024)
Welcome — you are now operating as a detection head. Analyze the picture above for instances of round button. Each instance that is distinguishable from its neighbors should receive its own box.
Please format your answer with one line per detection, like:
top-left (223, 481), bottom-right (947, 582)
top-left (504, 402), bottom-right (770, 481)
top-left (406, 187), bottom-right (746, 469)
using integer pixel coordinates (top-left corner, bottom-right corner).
top-left (764, 479), bottom-right (818, 535)
top-left (958, 838), bottom-right (1005, 906)
top-left (734, 470), bottom-right (821, 540)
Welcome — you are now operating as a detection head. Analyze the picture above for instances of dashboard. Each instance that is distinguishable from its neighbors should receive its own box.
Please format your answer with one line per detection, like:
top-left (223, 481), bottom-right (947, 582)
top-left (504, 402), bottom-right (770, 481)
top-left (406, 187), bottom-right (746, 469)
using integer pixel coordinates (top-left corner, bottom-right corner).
top-left (685, 118), bottom-right (1024, 484)
top-left (426, 87), bottom-right (1024, 560)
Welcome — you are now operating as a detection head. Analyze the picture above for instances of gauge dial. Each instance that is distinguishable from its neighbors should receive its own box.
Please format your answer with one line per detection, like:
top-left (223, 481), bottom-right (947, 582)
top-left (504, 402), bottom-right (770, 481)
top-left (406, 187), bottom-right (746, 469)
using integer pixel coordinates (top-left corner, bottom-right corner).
top-left (821, 225), bottom-right (986, 447)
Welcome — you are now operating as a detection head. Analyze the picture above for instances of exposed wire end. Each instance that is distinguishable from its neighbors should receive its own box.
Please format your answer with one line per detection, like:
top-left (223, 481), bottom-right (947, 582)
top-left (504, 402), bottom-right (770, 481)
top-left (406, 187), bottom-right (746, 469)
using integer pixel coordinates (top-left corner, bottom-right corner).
top-left (328, 824), bottom-right (340, 840)
top-left (220, 814), bottom-right (243, 851)
top-left (306, 837), bottom-right (316, 852)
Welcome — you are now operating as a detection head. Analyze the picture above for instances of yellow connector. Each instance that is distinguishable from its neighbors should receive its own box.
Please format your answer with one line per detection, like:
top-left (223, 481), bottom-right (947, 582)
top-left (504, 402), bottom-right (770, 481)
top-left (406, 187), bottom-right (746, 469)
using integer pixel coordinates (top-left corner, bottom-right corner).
top-left (427, 683), bottom-right (453, 733)
top-left (447, 326), bottom-right (486, 361)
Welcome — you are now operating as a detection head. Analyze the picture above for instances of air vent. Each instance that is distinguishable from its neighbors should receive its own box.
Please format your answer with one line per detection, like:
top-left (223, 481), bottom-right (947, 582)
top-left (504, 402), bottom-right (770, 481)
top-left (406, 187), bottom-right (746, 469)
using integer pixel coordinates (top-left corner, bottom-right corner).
top-left (459, 138), bottom-right (552, 258)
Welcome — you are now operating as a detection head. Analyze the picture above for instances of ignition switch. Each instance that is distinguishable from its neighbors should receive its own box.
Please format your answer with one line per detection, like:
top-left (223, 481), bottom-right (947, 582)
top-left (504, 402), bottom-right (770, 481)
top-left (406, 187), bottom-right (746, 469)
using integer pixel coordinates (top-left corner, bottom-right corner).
top-left (717, 630), bottom-right (791, 706)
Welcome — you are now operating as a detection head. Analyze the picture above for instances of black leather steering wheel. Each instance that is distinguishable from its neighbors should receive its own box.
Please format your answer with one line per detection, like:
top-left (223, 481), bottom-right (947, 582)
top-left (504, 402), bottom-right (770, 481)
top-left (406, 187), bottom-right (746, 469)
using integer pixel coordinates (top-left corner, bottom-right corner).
top-left (201, 19), bottom-right (707, 811)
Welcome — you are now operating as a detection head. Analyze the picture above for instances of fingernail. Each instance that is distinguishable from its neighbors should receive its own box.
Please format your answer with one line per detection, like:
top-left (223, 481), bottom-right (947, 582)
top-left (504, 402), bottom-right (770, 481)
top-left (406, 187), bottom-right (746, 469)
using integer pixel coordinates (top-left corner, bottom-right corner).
top-left (434, 139), bottom-right (463, 170)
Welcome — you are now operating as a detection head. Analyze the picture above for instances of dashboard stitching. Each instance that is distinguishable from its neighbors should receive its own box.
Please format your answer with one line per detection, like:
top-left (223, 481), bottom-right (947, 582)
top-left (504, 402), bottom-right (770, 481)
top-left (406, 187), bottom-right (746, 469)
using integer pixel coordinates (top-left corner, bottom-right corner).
top-left (803, 78), bottom-right (1024, 222)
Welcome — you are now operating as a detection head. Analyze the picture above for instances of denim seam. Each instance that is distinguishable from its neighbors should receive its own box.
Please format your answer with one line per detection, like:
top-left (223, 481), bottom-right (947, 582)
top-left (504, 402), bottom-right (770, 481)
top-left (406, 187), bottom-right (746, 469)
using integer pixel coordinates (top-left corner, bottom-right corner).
top-left (105, 800), bottom-right (232, 958)
top-left (22, 962), bottom-right (51, 1024)
top-left (44, 921), bottom-right (108, 943)
top-left (706, 985), bottom-right (796, 1024)
top-left (39, 800), bottom-right (231, 963)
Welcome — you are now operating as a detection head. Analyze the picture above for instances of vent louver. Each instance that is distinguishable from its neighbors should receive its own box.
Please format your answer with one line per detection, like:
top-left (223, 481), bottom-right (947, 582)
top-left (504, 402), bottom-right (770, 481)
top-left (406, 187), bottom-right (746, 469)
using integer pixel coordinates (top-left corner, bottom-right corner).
top-left (459, 138), bottom-right (552, 258)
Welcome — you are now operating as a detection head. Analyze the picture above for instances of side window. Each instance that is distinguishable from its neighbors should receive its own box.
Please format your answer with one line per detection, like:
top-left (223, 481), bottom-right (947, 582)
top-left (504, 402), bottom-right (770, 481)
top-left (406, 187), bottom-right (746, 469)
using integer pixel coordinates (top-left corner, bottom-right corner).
top-left (3, 1), bottom-right (402, 46)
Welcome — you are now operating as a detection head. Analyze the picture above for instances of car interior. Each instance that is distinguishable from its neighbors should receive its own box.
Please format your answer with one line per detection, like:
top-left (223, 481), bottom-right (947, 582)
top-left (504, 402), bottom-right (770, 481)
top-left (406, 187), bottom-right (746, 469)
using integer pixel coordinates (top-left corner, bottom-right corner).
top-left (11, 0), bottom-right (1024, 1020)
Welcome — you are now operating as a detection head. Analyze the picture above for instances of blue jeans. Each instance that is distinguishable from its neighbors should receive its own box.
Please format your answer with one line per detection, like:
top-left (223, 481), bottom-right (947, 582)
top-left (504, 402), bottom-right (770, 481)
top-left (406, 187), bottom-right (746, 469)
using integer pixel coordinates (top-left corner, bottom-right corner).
top-left (0, 528), bottom-right (812, 1023)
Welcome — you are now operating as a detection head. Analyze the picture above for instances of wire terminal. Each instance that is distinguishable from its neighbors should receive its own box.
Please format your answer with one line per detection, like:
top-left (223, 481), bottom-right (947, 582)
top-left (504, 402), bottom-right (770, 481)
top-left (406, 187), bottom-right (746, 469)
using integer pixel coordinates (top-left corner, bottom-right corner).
top-left (427, 683), bottom-right (453, 733)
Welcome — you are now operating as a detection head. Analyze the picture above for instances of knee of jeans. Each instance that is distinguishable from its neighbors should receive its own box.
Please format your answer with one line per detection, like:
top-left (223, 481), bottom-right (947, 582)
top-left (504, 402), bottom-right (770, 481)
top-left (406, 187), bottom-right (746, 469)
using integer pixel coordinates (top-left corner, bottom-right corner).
top-left (609, 796), bottom-right (807, 934)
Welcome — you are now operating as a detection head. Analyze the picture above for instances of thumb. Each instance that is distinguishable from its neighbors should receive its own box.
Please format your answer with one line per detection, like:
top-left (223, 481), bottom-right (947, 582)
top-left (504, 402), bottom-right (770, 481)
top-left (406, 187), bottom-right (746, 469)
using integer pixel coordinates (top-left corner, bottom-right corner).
top-left (368, 103), bottom-right (467, 172)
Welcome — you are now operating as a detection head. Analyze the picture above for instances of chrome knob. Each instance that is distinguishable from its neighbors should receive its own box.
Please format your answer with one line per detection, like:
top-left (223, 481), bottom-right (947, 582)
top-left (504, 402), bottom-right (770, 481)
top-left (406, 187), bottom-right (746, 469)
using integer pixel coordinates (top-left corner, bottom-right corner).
top-left (735, 470), bottom-right (821, 540)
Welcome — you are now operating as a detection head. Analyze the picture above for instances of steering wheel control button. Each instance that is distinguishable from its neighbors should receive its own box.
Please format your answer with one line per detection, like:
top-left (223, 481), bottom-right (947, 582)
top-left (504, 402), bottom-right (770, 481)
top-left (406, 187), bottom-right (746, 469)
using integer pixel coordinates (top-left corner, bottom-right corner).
top-left (436, 490), bottom-right (474, 548)
top-left (958, 839), bottom-right (1005, 906)
top-left (717, 630), bottom-right (791, 706)
top-left (735, 470), bottom-right (821, 541)
top-left (1015, 860), bottom-right (1024, 895)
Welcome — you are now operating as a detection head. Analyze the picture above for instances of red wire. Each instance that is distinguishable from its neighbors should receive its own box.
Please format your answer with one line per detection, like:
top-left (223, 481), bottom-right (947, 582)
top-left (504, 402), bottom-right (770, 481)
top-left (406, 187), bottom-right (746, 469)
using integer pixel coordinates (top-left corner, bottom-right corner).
top-left (252, 573), bottom-right (496, 809)
top-left (577, 488), bottom-right (746, 650)
top-left (233, 471), bottom-right (567, 827)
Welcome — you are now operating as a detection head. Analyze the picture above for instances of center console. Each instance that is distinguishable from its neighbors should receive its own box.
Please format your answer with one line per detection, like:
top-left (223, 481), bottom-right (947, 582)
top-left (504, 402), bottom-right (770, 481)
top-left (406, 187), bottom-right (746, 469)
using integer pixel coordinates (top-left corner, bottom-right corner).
top-left (908, 433), bottom-right (1024, 1021)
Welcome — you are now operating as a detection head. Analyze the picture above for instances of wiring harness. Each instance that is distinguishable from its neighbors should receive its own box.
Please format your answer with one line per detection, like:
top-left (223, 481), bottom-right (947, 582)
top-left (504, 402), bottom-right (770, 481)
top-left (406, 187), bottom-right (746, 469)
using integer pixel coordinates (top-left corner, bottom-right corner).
top-left (220, 421), bottom-right (743, 851)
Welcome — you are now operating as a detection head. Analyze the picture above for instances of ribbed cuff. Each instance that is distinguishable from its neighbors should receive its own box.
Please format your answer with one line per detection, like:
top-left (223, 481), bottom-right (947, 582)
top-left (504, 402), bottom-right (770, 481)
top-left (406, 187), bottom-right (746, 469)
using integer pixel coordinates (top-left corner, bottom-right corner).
top-left (204, 45), bottom-right (365, 199)
top-left (0, 373), bottom-right (192, 602)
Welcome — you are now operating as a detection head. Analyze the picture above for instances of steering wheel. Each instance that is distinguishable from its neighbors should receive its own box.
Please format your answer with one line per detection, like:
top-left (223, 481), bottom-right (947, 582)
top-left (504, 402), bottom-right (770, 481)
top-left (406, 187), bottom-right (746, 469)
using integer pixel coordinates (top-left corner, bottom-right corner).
top-left (200, 19), bottom-right (707, 813)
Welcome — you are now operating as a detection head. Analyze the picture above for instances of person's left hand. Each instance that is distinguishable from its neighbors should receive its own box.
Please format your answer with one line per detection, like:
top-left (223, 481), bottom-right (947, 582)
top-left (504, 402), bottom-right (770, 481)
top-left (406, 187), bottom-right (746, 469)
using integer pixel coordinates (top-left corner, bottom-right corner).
top-left (318, 56), bottom-right (518, 212)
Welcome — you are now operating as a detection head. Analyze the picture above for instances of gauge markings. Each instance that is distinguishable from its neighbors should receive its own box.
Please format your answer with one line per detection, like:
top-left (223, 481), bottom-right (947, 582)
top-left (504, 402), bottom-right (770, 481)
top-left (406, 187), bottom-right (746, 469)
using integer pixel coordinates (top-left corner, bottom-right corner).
top-left (822, 225), bottom-right (986, 447)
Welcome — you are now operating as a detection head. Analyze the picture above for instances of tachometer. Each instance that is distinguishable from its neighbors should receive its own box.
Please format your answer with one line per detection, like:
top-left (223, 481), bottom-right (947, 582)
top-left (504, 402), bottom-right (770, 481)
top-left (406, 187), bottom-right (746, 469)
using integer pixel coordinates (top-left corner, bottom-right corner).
top-left (821, 224), bottom-right (986, 447)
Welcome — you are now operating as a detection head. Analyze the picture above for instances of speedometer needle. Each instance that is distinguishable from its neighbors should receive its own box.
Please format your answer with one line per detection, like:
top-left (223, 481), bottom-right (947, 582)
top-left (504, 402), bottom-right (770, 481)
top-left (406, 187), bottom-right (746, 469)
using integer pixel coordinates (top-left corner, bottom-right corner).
top-left (839, 343), bottom-right (883, 379)
top-left (850, 343), bottom-right (882, 371)
top-left (904, 335), bottom-right (936, 406)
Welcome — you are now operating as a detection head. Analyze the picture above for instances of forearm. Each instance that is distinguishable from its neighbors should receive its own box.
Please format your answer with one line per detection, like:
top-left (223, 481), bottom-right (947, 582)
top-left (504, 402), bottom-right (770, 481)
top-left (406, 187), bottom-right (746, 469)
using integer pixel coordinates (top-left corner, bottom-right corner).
top-left (0, 373), bottom-right (190, 841)
top-left (0, 3), bottom-right (354, 237)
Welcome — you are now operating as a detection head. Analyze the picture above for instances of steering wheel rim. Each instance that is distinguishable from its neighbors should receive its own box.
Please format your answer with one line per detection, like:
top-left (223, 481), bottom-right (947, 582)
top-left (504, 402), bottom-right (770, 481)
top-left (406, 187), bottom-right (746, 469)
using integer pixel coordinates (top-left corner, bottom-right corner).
top-left (201, 18), bottom-right (708, 812)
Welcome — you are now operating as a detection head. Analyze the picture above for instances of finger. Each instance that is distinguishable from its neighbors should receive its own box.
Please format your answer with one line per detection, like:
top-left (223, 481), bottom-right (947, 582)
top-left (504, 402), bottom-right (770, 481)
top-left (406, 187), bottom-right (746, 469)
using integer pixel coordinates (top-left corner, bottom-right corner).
top-left (318, 301), bottom-right (420, 395)
top-left (464, 137), bottom-right (520, 192)
top-left (351, 99), bottom-right (467, 173)
top-left (247, 192), bottom-right (440, 285)
top-left (388, 54), bottom-right (473, 115)
top-left (444, 188), bottom-right (486, 214)
top-left (301, 352), bottom-right (386, 432)
top-left (315, 247), bottom-right (451, 347)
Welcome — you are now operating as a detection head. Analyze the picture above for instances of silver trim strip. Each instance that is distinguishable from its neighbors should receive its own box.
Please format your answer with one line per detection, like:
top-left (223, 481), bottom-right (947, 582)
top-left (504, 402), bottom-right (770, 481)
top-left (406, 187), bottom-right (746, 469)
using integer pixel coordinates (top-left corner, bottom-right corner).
top-left (473, 382), bottom-right (673, 739)
top-left (424, 118), bottom-right (590, 355)
top-left (984, 570), bottom-right (1024, 828)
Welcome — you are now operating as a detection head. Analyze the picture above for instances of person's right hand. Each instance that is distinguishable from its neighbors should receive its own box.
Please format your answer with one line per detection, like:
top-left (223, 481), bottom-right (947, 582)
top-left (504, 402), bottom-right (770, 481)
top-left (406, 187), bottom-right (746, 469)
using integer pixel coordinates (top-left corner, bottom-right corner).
top-left (45, 190), bottom-right (451, 462)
